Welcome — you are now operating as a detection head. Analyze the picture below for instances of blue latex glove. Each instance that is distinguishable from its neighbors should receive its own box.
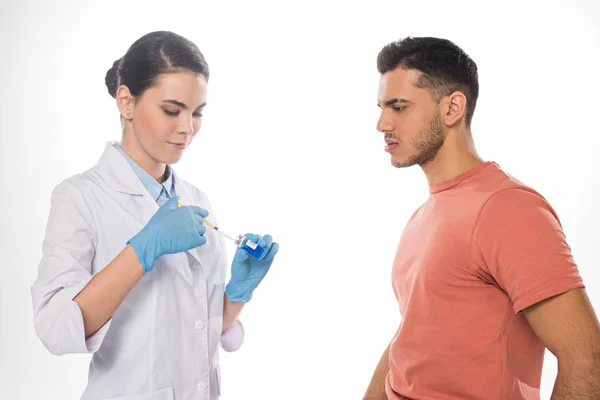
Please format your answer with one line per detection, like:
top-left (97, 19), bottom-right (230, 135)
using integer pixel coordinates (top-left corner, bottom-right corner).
top-left (128, 195), bottom-right (209, 274)
top-left (225, 233), bottom-right (279, 303)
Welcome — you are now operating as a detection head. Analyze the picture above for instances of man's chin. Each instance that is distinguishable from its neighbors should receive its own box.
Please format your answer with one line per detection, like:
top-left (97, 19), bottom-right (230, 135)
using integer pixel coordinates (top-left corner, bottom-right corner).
top-left (391, 155), bottom-right (417, 169)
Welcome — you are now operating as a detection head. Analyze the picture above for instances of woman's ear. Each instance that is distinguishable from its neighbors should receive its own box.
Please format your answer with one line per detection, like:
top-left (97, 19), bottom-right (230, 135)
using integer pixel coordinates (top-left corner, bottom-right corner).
top-left (116, 85), bottom-right (135, 120)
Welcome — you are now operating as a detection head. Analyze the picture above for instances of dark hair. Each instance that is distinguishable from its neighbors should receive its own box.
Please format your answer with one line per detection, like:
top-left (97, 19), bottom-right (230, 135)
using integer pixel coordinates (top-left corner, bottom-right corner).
top-left (377, 37), bottom-right (479, 127)
top-left (105, 31), bottom-right (210, 99)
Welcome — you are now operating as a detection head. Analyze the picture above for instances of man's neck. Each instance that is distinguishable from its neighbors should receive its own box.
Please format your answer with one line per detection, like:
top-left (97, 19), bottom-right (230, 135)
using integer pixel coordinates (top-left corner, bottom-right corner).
top-left (421, 131), bottom-right (484, 185)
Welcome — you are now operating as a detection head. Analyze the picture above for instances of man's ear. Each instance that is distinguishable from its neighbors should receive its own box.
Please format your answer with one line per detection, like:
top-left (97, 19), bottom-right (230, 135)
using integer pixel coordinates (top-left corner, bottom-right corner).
top-left (440, 90), bottom-right (467, 127)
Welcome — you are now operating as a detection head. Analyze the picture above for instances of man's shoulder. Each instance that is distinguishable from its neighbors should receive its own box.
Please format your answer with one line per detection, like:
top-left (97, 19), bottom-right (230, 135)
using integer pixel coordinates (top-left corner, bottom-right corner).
top-left (474, 165), bottom-right (557, 230)
top-left (480, 164), bottom-right (550, 210)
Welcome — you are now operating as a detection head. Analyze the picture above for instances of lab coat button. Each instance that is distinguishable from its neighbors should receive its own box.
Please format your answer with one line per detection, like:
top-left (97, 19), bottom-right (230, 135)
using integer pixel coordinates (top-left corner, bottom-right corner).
top-left (196, 381), bottom-right (208, 392)
top-left (195, 320), bottom-right (205, 330)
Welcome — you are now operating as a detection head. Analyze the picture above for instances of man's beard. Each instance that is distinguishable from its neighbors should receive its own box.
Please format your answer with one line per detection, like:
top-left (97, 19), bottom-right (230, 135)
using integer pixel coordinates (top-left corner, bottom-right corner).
top-left (393, 112), bottom-right (445, 168)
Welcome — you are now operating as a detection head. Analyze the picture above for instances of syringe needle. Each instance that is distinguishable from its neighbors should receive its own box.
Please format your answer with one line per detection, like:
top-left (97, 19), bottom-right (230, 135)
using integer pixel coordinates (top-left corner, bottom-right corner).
top-left (214, 228), bottom-right (235, 241)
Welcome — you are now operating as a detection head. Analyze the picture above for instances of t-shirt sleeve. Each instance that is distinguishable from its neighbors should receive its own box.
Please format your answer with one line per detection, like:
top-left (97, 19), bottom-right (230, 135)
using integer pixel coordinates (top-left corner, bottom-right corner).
top-left (471, 188), bottom-right (584, 313)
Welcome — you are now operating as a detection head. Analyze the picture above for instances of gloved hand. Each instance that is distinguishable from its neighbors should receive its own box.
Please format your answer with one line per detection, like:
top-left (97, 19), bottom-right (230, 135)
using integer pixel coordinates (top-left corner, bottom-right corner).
top-left (128, 195), bottom-right (209, 274)
top-left (225, 233), bottom-right (279, 303)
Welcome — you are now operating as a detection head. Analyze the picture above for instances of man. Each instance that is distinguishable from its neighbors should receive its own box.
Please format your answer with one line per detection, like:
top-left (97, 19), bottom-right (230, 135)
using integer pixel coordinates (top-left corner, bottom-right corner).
top-left (364, 37), bottom-right (600, 400)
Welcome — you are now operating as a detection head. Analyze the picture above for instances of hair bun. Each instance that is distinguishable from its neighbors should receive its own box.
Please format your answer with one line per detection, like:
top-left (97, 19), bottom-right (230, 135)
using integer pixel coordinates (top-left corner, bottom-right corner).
top-left (105, 58), bottom-right (122, 98)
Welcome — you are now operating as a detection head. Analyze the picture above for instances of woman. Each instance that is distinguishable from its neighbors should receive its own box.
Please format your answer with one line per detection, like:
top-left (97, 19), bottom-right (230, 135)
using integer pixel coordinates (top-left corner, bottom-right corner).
top-left (31, 31), bottom-right (279, 400)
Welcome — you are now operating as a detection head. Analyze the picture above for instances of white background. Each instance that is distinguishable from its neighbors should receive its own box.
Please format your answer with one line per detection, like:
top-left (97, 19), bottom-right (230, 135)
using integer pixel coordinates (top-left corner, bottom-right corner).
top-left (1, 0), bottom-right (599, 399)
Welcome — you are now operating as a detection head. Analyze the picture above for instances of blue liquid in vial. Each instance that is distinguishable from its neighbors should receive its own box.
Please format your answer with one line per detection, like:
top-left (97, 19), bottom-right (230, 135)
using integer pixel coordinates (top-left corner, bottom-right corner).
top-left (240, 238), bottom-right (266, 260)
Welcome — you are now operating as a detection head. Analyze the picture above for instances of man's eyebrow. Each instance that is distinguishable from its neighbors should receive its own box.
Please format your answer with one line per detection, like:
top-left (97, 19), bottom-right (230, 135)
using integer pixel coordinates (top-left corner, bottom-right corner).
top-left (387, 98), bottom-right (410, 106)
top-left (378, 98), bottom-right (411, 107)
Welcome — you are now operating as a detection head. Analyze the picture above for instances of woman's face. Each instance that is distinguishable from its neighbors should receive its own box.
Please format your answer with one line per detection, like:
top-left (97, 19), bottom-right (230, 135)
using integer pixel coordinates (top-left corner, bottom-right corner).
top-left (118, 71), bottom-right (208, 172)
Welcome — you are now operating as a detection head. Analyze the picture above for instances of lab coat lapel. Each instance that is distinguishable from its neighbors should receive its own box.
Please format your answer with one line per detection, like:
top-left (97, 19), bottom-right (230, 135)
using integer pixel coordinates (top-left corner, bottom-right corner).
top-left (173, 172), bottom-right (205, 269)
top-left (96, 142), bottom-right (156, 226)
top-left (96, 142), bottom-right (194, 284)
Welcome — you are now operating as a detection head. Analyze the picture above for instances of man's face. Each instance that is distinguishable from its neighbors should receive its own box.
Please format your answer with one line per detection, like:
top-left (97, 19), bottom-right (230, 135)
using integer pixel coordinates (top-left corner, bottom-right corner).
top-left (376, 67), bottom-right (445, 168)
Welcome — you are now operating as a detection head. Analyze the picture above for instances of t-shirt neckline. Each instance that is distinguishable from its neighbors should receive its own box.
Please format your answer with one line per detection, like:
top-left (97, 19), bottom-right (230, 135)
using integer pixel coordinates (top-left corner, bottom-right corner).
top-left (429, 161), bottom-right (496, 194)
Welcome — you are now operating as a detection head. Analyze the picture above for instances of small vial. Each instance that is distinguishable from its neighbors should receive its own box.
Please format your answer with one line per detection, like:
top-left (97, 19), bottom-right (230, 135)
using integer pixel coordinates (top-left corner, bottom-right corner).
top-left (235, 235), bottom-right (266, 260)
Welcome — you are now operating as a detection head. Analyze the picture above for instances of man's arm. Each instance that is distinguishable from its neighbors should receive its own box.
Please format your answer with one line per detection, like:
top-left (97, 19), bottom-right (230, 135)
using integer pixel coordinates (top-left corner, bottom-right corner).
top-left (522, 288), bottom-right (600, 399)
top-left (363, 342), bottom-right (390, 400)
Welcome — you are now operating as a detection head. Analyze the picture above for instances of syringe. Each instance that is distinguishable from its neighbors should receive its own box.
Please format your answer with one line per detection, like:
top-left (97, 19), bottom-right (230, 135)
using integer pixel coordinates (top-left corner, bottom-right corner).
top-left (177, 201), bottom-right (267, 259)
top-left (177, 201), bottom-right (235, 241)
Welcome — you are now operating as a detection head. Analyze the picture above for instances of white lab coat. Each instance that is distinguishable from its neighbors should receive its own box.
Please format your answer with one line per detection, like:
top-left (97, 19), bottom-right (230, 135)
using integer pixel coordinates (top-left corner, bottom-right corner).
top-left (31, 142), bottom-right (244, 400)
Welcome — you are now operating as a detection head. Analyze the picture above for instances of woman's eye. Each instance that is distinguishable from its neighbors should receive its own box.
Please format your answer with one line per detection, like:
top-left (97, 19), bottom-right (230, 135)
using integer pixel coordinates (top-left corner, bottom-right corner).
top-left (164, 109), bottom-right (202, 118)
top-left (163, 109), bottom-right (179, 117)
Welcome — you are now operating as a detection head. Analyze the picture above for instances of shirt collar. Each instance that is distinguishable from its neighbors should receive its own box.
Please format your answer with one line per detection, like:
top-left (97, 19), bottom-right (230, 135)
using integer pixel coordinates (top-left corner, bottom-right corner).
top-left (113, 143), bottom-right (174, 202)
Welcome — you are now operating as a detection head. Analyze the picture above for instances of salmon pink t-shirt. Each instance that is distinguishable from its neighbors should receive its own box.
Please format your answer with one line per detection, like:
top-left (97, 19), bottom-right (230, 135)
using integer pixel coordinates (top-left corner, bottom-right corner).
top-left (385, 162), bottom-right (584, 400)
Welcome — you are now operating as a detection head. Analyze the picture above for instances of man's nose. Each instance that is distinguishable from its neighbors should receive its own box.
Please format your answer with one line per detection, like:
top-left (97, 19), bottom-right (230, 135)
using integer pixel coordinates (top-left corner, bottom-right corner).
top-left (376, 113), bottom-right (394, 133)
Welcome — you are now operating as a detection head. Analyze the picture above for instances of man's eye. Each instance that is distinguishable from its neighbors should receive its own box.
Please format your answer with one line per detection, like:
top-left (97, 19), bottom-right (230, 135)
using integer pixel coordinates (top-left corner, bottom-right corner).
top-left (393, 106), bottom-right (405, 112)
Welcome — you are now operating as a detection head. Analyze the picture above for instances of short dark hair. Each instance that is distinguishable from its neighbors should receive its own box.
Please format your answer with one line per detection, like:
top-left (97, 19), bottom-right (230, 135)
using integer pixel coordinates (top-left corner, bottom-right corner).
top-left (105, 31), bottom-right (210, 99)
top-left (377, 37), bottom-right (479, 127)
